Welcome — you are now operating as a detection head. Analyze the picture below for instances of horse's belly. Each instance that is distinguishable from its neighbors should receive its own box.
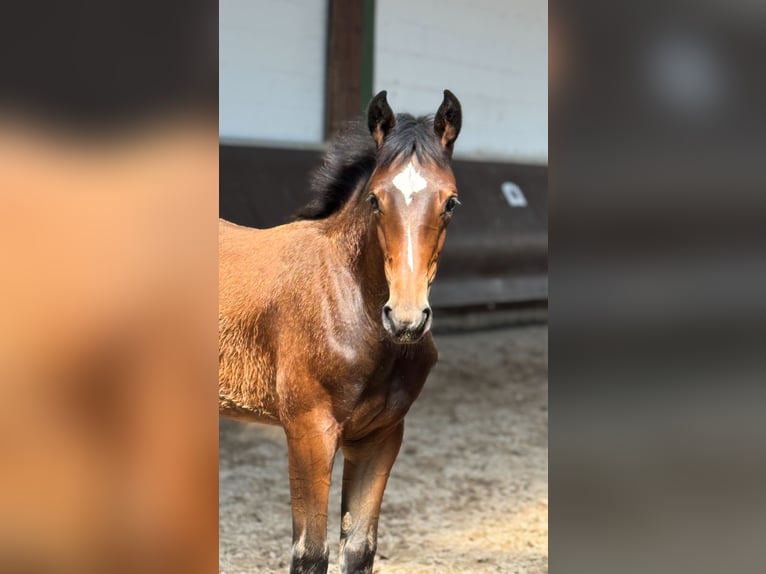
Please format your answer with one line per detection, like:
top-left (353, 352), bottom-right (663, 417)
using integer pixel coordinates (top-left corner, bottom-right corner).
top-left (218, 361), bottom-right (280, 422)
top-left (219, 396), bottom-right (281, 425)
top-left (218, 315), bottom-right (280, 422)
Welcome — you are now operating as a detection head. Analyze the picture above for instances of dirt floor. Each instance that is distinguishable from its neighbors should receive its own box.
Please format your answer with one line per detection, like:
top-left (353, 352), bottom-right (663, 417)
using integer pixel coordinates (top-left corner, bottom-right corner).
top-left (219, 323), bottom-right (548, 573)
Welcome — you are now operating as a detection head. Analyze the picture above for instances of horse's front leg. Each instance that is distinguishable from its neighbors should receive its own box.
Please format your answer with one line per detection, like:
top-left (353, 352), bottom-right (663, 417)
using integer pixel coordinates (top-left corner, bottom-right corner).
top-left (284, 410), bottom-right (340, 574)
top-left (339, 423), bottom-right (404, 574)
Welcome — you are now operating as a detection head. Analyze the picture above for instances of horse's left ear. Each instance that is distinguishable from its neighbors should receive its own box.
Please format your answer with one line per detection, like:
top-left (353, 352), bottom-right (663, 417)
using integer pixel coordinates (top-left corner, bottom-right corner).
top-left (434, 89), bottom-right (462, 157)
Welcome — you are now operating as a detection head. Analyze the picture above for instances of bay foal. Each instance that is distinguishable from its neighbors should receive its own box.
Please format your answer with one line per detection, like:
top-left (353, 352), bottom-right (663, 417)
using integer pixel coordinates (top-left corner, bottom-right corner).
top-left (219, 90), bottom-right (462, 573)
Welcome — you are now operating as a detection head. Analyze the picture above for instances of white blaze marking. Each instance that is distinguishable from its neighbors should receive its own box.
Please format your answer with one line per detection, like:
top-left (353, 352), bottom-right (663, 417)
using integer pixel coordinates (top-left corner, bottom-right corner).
top-left (406, 225), bottom-right (414, 271)
top-left (392, 161), bottom-right (427, 204)
top-left (393, 161), bottom-right (425, 272)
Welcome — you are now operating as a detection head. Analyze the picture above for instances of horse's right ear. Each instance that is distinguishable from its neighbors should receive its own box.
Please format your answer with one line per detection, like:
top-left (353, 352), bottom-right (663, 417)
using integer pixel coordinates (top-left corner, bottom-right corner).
top-left (367, 90), bottom-right (396, 148)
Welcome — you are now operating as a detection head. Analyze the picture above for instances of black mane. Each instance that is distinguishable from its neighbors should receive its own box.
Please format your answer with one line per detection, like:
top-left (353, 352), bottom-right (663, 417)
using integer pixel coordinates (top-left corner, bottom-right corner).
top-left (295, 114), bottom-right (448, 220)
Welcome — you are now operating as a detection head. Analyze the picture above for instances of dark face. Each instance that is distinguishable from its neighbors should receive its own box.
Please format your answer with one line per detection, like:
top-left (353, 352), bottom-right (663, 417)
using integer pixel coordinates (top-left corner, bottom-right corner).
top-left (367, 158), bottom-right (459, 343)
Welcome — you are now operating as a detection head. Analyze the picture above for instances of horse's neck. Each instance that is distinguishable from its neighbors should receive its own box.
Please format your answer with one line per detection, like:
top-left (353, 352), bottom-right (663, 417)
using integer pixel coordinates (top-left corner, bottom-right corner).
top-left (324, 194), bottom-right (387, 311)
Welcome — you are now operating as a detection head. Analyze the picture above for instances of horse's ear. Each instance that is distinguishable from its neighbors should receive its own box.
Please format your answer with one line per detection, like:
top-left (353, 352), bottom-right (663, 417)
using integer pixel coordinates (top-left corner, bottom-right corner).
top-left (367, 90), bottom-right (396, 148)
top-left (434, 89), bottom-right (462, 157)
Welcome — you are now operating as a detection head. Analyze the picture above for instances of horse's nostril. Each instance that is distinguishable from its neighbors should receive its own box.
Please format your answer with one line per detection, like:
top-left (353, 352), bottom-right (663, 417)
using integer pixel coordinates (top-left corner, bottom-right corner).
top-left (383, 305), bottom-right (393, 318)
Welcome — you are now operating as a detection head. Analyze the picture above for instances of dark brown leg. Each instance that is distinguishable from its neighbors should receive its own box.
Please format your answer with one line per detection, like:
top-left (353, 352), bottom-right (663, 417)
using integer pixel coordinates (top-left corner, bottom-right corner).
top-left (339, 423), bottom-right (404, 574)
top-left (285, 413), bottom-right (340, 574)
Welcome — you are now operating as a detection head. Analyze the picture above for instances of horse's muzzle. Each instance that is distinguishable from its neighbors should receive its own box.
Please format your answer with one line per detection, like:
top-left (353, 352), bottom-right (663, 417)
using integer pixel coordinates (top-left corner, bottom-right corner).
top-left (382, 304), bottom-right (432, 343)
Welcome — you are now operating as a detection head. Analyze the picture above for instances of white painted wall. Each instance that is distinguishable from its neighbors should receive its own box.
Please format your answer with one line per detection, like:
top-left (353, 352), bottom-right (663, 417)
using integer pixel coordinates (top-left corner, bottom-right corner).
top-left (219, 0), bottom-right (327, 144)
top-left (375, 0), bottom-right (547, 163)
top-left (219, 0), bottom-right (546, 161)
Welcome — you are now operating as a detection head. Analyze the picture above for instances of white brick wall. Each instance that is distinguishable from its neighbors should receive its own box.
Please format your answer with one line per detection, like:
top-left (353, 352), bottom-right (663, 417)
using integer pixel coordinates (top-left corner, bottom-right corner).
top-left (219, 0), bottom-right (327, 144)
top-left (375, 0), bottom-right (547, 163)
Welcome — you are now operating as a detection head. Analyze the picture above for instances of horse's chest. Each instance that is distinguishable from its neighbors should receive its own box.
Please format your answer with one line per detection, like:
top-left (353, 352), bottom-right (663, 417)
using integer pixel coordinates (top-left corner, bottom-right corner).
top-left (343, 371), bottom-right (421, 439)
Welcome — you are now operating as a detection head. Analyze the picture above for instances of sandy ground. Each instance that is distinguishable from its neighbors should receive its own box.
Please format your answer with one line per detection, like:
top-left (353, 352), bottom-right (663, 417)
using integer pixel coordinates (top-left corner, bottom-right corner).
top-left (219, 323), bottom-right (548, 573)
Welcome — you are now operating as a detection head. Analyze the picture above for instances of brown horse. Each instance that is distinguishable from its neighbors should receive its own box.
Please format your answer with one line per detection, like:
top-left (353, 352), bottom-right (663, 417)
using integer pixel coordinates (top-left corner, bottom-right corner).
top-left (219, 90), bottom-right (462, 574)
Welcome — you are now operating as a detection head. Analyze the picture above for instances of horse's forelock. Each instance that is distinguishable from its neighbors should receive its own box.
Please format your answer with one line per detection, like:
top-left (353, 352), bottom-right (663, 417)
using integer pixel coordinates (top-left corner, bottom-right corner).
top-left (295, 115), bottom-right (446, 221)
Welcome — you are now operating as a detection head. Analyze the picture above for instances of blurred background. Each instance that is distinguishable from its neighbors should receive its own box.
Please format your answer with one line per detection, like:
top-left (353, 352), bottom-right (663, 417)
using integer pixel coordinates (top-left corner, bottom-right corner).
top-left (218, 1), bottom-right (548, 573)
top-left (0, 2), bottom-right (218, 574)
top-left (550, 1), bottom-right (766, 573)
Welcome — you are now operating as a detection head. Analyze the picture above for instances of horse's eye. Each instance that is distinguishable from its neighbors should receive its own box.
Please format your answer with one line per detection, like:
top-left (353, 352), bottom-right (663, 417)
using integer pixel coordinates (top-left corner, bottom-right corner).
top-left (367, 194), bottom-right (381, 213)
top-left (445, 196), bottom-right (461, 214)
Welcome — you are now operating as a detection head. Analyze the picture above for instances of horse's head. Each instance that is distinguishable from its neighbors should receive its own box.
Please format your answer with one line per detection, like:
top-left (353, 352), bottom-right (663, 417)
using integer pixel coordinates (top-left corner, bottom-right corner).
top-left (365, 90), bottom-right (462, 343)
